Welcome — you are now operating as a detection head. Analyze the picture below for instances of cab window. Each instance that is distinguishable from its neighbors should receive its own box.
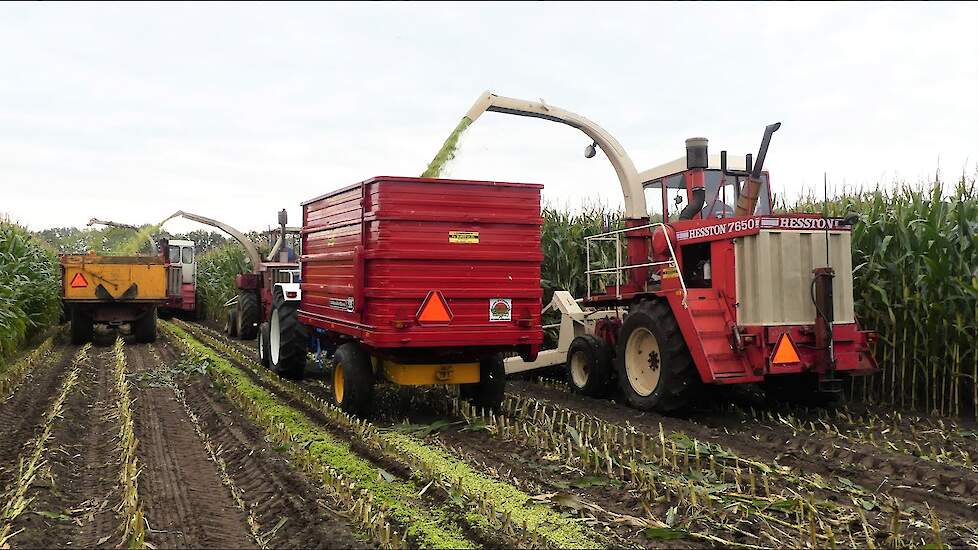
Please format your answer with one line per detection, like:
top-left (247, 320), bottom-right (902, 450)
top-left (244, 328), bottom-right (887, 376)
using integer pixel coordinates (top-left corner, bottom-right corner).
top-left (181, 247), bottom-right (194, 264)
top-left (644, 174), bottom-right (687, 222)
top-left (168, 245), bottom-right (180, 264)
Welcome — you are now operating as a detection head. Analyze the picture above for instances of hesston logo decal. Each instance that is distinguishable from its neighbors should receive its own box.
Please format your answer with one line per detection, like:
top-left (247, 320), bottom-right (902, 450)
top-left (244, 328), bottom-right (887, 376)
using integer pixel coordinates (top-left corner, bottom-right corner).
top-left (675, 217), bottom-right (846, 241)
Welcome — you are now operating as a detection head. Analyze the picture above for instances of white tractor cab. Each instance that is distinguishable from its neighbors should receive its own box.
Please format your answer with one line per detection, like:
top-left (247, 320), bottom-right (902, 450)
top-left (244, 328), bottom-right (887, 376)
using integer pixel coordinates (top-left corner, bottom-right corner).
top-left (160, 238), bottom-right (200, 318)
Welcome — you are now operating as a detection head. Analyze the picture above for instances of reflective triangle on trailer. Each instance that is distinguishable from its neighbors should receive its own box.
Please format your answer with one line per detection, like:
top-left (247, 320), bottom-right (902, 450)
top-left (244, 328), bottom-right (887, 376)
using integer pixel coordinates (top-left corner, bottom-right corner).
top-left (69, 272), bottom-right (89, 288)
top-left (771, 332), bottom-right (801, 364)
top-left (417, 290), bottom-right (452, 323)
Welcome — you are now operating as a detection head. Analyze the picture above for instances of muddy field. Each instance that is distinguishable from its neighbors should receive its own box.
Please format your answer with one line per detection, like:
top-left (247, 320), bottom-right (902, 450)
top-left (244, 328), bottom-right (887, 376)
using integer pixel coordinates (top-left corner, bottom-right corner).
top-left (1, 321), bottom-right (976, 549)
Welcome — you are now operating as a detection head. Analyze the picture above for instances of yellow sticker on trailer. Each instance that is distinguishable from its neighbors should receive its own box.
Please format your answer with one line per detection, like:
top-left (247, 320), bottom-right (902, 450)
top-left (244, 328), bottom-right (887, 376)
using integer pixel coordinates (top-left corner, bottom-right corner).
top-left (449, 231), bottom-right (479, 244)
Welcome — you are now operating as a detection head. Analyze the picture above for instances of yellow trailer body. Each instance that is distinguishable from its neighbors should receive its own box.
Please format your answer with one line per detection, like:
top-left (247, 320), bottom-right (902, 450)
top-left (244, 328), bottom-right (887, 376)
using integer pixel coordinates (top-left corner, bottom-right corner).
top-left (61, 254), bottom-right (166, 302)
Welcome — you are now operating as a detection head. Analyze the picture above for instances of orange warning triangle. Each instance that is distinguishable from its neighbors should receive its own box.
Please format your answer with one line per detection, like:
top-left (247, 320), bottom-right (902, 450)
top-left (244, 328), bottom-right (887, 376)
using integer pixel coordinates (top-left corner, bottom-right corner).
top-left (69, 272), bottom-right (89, 288)
top-left (417, 291), bottom-right (452, 323)
top-left (772, 333), bottom-right (801, 364)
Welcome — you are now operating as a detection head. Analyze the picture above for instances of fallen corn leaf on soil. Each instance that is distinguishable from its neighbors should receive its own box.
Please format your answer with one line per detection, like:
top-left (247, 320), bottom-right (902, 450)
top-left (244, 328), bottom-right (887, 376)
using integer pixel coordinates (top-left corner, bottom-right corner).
top-left (1, 321), bottom-right (975, 549)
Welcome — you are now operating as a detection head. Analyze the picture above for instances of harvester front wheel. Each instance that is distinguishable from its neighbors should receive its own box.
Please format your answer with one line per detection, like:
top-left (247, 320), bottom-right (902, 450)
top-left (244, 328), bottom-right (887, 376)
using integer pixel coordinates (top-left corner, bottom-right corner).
top-left (615, 300), bottom-right (698, 413)
top-left (70, 307), bottom-right (93, 345)
top-left (460, 353), bottom-right (506, 412)
top-left (270, 289), bottom-right (306, 379)
top-left (133, 308), bottom-right (157, 344)
top-left (226, 310), bottom-right (238, 338)
top-left (332, 342), bottom-right (373, 417)
top-left (258, 321), bottom-right (271, 368)
top-left (237, 291), bottom-right (260, 340)
top-left (567, 335), bottom-right (613, 397)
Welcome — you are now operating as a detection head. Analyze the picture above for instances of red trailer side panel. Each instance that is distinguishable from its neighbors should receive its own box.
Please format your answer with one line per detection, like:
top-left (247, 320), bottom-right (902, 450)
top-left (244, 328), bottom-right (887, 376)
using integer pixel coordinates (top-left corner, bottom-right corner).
top-left (299, 177), bottom-right (543, 352)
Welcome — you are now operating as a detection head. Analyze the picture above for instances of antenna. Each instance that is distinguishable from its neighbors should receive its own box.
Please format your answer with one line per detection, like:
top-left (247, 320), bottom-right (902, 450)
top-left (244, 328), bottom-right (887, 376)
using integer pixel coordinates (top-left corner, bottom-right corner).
top-left (824, 172), bottom-right (830, 267)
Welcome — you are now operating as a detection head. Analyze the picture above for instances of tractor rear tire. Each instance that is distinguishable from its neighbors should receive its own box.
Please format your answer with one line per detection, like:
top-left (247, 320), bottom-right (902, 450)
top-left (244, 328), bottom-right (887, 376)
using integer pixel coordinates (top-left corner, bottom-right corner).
top-left (567, 335), bottom-right (613, 397)
top-left (133, 308), bottom-right (157, 344)
top-left (332, 342), bottom-right (374, 417)
top-left (460, 353), bottom-right (506, 412)
top-left (226, 310), bottom-right (238, 338)
top-left (237, 291), bottom-right (260, 340)
top-left (270, 288), bottom-right (306, 379)
top-left (258, 322), bottom-right (271, 368)
top-left (70, 307), bottom-right (93, 345)
top-left (615, 300), bottom-right (699, 413)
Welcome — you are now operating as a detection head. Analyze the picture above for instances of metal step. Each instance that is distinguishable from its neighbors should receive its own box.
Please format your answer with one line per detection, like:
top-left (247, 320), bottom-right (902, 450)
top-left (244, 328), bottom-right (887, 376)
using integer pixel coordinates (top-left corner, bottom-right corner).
top-left (818, 374), bottom-right (845, 394)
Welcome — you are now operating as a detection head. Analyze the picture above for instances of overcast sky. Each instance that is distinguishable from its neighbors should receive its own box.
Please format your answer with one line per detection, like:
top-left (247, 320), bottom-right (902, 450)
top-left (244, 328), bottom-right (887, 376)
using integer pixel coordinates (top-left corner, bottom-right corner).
top-left (2, 2), bottom-right (976, 233)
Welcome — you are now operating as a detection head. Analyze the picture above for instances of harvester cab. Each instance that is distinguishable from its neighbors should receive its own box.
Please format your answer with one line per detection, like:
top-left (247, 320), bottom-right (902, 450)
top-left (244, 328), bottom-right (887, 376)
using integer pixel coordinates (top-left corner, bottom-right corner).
top-left (464, 91), bottom-right (880, 411)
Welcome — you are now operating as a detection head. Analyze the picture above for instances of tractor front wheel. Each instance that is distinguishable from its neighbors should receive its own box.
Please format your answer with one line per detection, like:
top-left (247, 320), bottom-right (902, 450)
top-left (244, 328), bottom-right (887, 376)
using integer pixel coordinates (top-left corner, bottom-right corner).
top-left (269, 289), bottom-right (306, 379)
top-left (332, 342), bottom-right (374, 417)
top-left (258, 321), bottom-right (271, 368)
top-left (567, 335), bottom-right (613, 397)
top-left (615, 300), bottom-right (699, 413)
top-left (237, 291), bottom-right (260, 340)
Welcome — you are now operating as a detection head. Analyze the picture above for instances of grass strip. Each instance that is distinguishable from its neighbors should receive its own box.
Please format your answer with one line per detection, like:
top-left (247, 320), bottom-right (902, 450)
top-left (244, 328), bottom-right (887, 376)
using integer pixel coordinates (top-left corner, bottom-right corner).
top-left (111, 338), bottom-right (146, 549)
top-left (173, 320), bottom-right (603, 548)
top-left (0, 344), bottom-right (88, 547)
top-left (162, 321), bottom-right (475, 549)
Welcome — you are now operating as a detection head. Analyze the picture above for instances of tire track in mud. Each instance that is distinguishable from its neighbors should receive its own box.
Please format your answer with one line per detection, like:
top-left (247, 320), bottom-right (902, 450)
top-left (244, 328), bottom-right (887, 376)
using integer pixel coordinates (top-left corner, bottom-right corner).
top-left (0, 343), bottom-right (69, 492)
top-left (152, 336), bottom-right (371, 549)
top-left (127, 343), bottom-right (256, 550)
top-left (510, 380), bottom-right (978, 529)
top-left (10, 343), bottom-right (119, 549)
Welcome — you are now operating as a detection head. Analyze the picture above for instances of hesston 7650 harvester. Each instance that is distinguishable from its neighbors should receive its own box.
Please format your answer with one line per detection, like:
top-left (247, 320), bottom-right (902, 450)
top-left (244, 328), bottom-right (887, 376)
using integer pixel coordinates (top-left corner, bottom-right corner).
top-left (463, 92), bottom-right (879, 411)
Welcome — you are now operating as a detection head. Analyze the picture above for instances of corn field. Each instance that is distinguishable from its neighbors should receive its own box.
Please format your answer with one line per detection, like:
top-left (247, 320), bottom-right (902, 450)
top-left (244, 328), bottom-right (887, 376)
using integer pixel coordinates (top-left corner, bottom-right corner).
top-left (0, 221), bottom-right (61, 363)
top-left (195, 244), bottom-right (252, 321)
top-left (792, 176), bottom-right (978, 417)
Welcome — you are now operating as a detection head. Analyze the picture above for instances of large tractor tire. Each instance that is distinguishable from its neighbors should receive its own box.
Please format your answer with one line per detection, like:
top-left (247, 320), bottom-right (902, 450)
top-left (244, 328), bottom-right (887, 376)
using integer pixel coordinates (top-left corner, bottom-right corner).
top-left (226, 309), bottom-right (238, 338)
top-left (459, 353), bottom-right (506, 412)
top-left (69, 307), bottom-right (93, 345)
top-left (269, 288), bottom-right (306, 379)
top-left (133, 307), bottom-right (158, 344)
top-left (331, 342), bottom-right (374, 417)
top-left (258, 321), bottom-right (271, 368)
top-left (567, 335), bottom-right (614, 397)
top-left (236, 291), bottom-right (260, 340)
top-left (615, 300), bottom-right (699, 413)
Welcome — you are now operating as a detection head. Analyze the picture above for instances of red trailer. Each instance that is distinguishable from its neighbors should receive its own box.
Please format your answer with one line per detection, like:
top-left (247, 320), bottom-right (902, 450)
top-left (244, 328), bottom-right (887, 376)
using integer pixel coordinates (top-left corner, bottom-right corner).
top-left (268, 176), bottom-right (544, 415)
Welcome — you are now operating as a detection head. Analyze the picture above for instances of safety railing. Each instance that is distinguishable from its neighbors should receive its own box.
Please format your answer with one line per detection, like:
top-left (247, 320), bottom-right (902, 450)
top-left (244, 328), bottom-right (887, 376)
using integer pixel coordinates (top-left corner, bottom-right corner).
top-left (584, 223), bottom-right (688, 307)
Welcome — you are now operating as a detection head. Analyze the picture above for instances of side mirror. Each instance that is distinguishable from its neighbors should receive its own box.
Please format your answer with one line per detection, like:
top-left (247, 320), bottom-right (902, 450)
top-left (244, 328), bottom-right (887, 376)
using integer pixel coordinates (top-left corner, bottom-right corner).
top-left (278, 209), bottom-right (288, 226)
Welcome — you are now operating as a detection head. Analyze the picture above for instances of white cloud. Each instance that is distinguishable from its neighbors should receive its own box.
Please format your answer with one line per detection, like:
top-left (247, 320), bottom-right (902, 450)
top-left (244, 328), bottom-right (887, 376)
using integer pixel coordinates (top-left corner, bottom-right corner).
top-left (1, 1), bottom-right (975, 231)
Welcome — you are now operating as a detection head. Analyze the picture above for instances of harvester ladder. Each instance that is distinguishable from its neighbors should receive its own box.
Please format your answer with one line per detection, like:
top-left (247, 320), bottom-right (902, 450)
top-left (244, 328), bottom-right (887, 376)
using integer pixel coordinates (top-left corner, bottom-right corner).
top-left (584, 223), bottom-right (687, 307)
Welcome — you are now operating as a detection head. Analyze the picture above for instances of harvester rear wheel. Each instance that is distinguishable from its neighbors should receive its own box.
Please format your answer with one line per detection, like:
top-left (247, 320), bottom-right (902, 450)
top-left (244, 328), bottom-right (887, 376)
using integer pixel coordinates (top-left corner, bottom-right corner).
top-left (270, 288), bottom-right (306, 379)
top-left (567, 335), bottom-right (613, 397)
top-left (70, 307), bottom-right (93, 345)
top-left (226, 310), bottom-right (238, 337)
top-left (133, 307), bottom-right (157, 344)
top-left (258, 321), bottom-right (271, 368)
top-left (615, 300), bottom-right (698, 413)
top-left (460, 353), bottom-right (506, 412)
top-left (332, 342), bottom-right (373, 417)
top-left (237, 291), bottom-right (260, 340)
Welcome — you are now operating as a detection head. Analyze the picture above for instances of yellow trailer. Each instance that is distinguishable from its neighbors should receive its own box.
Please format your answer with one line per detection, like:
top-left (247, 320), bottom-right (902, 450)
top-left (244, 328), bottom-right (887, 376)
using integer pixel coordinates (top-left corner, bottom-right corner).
top-left (60, 253), bottom-right (166, 344)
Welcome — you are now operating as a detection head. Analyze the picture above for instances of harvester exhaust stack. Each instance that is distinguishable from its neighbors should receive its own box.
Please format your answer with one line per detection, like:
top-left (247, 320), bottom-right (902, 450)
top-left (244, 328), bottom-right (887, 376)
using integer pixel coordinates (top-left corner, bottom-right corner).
top-left (734, 122), bottom-right (781, 216)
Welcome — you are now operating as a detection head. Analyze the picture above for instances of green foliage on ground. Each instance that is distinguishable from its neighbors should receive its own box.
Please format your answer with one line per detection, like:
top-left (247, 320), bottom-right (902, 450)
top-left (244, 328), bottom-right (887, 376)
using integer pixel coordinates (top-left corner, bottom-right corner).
top-left (0, 221), bottom-right (61, 363)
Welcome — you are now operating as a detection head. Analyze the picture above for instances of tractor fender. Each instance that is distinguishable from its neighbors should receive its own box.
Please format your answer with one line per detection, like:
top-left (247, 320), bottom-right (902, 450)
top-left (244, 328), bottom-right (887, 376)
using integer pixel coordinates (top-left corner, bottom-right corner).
top-left (272, 282), bottom-right (301, 302)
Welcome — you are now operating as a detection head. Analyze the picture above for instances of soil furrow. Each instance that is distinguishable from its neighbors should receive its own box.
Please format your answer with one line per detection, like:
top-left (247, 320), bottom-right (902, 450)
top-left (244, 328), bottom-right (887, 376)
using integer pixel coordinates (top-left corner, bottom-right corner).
top-left (127, 342), bottom-right (256, 549)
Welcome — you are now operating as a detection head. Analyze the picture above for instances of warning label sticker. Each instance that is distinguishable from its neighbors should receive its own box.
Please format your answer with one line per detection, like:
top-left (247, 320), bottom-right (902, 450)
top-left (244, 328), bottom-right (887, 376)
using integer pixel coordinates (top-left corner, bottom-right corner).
top-left (489, 298), bottom-right (512, 322)
top-left (449, 231), bottom-right (479, 244)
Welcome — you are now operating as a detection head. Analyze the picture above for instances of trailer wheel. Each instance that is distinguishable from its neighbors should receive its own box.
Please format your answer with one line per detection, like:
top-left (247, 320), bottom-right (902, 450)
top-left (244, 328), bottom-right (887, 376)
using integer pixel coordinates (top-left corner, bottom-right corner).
top-left (270, 289), bottom-right (306, 379)
top-left (567, 335), bottom-right (613, 397)
top-left (332, 342), bottom-right (374, 416)
top-left (69, 307), bottom-right (93, 345)
top-left (615, 300), bottom-right (698, 413)
top-left (133, 308), bottom-right (157, 344)
top-left (226, 309), bottom-right (238, 338)
top-left (258, 322), bottom-right (271, 368)
top-left (460, 353), bottom-right (506, 412)
top-left (237, 291), bottom-right (260, 340)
